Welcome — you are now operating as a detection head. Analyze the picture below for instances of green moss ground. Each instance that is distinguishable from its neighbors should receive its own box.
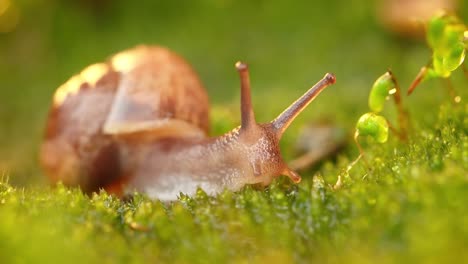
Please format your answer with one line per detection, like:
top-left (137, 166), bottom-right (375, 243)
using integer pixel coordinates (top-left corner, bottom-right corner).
top-left (0, 1), bottom-right (467, 263)
top-left (1, 103), bottom-right (466, 263)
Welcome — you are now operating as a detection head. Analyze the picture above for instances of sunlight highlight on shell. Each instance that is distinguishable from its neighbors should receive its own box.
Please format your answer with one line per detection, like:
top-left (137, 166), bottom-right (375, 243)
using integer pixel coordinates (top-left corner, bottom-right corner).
top-left (112, 51), bottom-right (138, 73)
top-left (80, 63), bottom-right (108, 86)
top-left (53, 63), bottom-right (109, 106)
top-left (53, 75), bottom-right (83, 106)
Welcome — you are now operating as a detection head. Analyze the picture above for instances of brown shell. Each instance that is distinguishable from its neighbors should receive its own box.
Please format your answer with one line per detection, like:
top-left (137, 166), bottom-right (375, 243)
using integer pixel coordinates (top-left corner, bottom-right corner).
top-left (40, 45), bottom-right (210, 192)
top-left (104, 46), bottom-right (209, 137)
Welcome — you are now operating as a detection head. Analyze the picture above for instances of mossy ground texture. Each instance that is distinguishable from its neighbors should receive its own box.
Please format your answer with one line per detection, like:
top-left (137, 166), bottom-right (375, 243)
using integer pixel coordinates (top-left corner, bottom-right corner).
top-left (1, 103), bottom-right (466, 263)
top-left (1, 1), bottom-right (468, 263)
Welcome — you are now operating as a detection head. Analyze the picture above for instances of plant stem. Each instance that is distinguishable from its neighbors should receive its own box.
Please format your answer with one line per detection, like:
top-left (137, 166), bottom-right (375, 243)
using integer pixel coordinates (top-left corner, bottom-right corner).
top-left (408, 66), bottom-right (428, 96)
top-left (389, 70), bottom-right (408, 141)
top-left (354, 131), bottom-right (369, 168)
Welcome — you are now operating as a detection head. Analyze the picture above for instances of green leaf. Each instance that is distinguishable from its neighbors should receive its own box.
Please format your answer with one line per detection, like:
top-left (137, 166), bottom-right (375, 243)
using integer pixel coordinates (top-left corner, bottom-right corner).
top-left (356, 113), bottom-right (389, 143)
top-left (432, 53), bottom-right (451, 78)
top-left (443, 24), bottom-right (465, 51)
top-left (427, 14), bottom-right (465, 52)
top-left (443, 42), bottom-right (466, 72)
top-left (427, 15), bottom-right (447, 49)
top-left (368, 72), bottom-right (393, 113)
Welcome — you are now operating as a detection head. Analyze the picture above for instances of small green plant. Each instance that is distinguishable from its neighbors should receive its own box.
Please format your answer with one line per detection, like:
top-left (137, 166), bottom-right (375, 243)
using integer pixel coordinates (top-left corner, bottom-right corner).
top-left (353, 71), bottom-right (407, 166)
top-left (355, 113), bottom-right (388, 144)
top-left (408, 12), bottom-right (467, 100)
top-left (345, 12), bottom-right (466, 174)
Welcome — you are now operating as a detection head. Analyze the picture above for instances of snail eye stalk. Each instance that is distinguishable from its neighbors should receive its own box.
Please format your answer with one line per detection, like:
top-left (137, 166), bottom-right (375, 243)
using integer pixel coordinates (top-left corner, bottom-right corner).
top-left (271, 73), bottom-right (336, 139)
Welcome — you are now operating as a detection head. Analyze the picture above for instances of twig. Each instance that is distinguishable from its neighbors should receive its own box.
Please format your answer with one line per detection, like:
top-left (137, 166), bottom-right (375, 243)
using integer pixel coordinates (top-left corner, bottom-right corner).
top-left (388, 70), bottom-right (408, 141)
top-left (354, 131), bottom-right (369, 168)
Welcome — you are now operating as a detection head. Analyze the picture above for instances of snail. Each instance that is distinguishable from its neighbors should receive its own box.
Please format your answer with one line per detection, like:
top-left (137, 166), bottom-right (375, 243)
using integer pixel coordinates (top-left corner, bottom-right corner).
top-left (40, 45), bottom-right (336, 201)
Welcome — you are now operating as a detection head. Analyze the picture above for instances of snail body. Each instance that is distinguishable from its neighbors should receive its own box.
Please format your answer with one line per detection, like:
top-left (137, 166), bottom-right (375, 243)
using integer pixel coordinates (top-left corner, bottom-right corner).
top-left (40, 45), bottom-right (335, 201)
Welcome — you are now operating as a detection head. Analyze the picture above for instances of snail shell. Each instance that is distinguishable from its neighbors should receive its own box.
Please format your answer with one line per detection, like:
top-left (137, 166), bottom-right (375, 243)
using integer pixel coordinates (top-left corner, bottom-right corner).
top-left (41, 46), bottom-right (209, 192)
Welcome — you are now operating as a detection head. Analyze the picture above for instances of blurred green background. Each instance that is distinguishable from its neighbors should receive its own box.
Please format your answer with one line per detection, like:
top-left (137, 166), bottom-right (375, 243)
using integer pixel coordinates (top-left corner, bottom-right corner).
top-left (0, 0), bottom-right (467, 186)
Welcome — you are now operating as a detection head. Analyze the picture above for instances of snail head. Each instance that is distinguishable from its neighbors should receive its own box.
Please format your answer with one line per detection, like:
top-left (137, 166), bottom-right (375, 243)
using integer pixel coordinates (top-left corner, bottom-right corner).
top-left (234, 62), bottom-right (336, 184)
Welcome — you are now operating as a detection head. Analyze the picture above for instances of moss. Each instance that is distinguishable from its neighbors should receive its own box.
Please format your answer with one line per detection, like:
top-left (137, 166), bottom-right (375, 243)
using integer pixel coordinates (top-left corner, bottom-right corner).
top-left (0, 103), bottom-right (466, 263)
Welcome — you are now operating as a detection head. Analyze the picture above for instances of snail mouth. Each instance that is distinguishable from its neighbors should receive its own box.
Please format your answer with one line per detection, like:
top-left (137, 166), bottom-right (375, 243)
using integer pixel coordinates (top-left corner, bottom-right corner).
top-left (282, 167), bottom-right (302, 183)
top-left (250, 157), bottom-right (302, 185)
top-left (250, 166), bottom-right (301, 185)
